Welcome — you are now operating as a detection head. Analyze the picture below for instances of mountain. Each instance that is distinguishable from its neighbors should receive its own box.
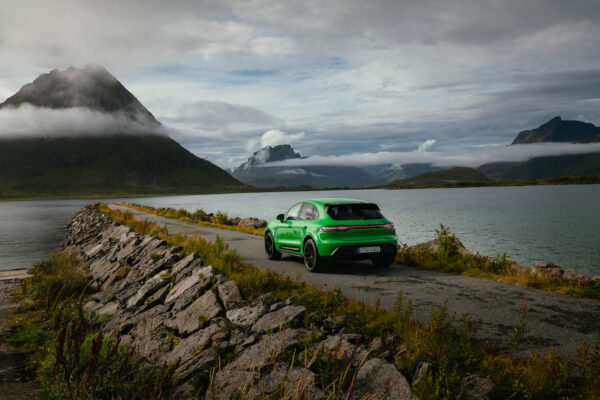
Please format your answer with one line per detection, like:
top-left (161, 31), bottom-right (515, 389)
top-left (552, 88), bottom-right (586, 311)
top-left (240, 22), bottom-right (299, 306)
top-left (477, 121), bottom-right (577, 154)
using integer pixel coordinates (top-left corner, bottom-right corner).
top-left (0, 66), bottom-right (242, 197)
top-left (233, 144), bottom-right (385, 188)
top-left (389, 167), bottom-right (490, 186)
top-left (478, 116), bottom-right (600, 181)
top-left (511, 116), bottom-right (600, 144)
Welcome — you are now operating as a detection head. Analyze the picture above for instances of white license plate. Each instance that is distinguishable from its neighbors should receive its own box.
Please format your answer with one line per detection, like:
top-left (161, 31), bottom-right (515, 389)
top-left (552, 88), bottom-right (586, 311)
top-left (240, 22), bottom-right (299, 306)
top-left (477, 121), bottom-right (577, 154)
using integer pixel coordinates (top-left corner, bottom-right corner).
top-left (358, 246), bottom-right (381, 254)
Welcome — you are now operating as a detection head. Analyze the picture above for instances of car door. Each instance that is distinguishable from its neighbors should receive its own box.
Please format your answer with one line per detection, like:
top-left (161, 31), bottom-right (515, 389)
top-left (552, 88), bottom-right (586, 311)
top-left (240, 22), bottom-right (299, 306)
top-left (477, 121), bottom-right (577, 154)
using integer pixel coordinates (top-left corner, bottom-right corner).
top-left (275, 202), bottom-right (303, 252)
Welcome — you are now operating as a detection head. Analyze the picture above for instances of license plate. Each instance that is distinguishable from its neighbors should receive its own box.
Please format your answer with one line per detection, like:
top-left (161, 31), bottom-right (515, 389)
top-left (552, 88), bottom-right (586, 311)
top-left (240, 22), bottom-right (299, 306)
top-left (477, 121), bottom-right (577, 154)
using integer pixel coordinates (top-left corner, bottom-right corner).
top-left (358, 246), bottom-right (381, 254)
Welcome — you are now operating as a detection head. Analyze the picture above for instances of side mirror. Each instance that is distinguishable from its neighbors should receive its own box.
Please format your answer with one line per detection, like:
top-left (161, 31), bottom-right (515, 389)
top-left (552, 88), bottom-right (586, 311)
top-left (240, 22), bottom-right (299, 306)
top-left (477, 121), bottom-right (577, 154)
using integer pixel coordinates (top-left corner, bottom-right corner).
top-left (277, 213), bottom-right (285, 222)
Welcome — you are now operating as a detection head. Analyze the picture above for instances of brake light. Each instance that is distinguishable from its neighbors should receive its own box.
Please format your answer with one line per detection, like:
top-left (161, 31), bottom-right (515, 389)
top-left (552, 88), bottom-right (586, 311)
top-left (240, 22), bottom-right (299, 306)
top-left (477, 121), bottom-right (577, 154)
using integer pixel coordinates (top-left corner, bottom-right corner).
top-left (320, 223), bottom-right (395, 232)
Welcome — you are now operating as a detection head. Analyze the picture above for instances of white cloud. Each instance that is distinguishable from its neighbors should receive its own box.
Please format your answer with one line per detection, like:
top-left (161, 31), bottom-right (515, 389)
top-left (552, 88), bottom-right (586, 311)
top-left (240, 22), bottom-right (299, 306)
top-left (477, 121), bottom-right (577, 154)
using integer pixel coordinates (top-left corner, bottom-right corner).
top-left (0, 104), bottom-right (164, 137)
top-left (264, 143), bottom-right (600, 168)
top-left (246, 129), bottom-right (306, 151)
top-left (417, 139), bottom-right (436, 152)
top-left (250, 36), bottom-right (296, 58)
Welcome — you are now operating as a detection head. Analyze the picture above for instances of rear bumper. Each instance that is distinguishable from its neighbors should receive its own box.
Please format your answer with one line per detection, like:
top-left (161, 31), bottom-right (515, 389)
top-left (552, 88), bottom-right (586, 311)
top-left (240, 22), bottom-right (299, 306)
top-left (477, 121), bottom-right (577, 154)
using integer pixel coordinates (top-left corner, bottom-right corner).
top-left (325, 243), bottom-right (397, 260)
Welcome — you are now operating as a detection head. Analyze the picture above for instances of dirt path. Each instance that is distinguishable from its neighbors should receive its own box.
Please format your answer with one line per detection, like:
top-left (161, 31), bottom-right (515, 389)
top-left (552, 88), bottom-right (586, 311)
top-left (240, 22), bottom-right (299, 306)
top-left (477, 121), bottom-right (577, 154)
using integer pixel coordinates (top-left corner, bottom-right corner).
top-left (0, 272), bottom-right (35, 400)
top-left (110, 204), bottom-right (600, 357)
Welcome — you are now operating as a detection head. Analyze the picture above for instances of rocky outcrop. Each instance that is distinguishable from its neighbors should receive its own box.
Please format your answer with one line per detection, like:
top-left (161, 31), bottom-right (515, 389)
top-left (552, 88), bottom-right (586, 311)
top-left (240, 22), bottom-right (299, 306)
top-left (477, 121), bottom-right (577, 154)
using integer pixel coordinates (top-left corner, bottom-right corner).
top-left (63, 206), bottom-right (416, 399)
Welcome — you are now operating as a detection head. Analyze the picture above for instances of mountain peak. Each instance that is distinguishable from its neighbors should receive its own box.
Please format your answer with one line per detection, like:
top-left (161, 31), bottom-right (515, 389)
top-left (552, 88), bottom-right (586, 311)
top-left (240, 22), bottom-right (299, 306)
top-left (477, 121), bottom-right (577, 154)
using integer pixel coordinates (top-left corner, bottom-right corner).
top-left (0, 65), bottom-right (158, 126)
top-left (238, 144), bottom-right (302, 170)
top-left (511, 116), bottom-right (600, 144)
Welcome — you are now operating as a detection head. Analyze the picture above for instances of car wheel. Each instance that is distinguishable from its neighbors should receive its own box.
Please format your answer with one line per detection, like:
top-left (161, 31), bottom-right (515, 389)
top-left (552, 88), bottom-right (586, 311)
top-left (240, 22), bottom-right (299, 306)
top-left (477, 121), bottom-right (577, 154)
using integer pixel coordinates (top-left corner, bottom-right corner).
top-left (303, 238), bottom-right (324, 272)
top-left (264, 232), bottom-right (281, 260)
top-left (372, 255), bottom-right (394, 268)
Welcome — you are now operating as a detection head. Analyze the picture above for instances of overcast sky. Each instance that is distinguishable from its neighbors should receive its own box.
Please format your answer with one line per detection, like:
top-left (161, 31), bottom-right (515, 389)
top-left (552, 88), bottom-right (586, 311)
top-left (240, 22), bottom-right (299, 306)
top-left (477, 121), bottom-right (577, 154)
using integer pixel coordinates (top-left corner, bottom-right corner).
top-left (1, 0), bottom-right (599, 169)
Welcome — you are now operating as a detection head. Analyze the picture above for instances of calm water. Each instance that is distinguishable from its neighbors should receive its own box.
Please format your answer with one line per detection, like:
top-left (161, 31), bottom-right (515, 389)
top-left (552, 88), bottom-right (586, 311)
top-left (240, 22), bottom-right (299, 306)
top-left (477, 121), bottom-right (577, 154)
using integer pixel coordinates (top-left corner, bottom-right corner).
top-left (1, 185), bottom-right (599, 276)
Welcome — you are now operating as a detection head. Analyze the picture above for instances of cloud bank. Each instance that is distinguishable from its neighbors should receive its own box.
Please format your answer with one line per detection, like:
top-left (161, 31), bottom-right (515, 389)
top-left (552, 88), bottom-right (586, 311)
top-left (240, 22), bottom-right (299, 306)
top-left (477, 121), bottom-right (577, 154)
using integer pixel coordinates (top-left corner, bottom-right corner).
top-left (0, 104), bottom-right (165, 137)
top-left (265, 143), bottom-right (600, 169)
top-left (246, 129), bottom-right (306, 151)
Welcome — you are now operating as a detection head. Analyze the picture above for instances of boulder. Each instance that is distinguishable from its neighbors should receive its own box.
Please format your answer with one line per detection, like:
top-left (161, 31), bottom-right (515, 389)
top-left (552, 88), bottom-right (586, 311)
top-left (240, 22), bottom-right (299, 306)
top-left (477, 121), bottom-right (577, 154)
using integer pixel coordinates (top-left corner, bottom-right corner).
top-left (226, 303), bottom-right (266, 328)
top-left (206, 369), bottom-right (257, 400)
top-left (319, 334), bottom-right (368, 367)
top-left (217, 280), bottom-right (242, 309)
top-left (227, 329), bottom-right (299, 371)
top-left (166, 268), bottom-right (208, 305)
top-left (531, 262), bottom-right (564, 281)
top-left (354, 358), bottom-right (414, 400)
top-left (562, 269), bottom-right (592, 287)
top-left (165, 290), bottom-right (222, 336)
top-left (462, 374), bottom-right (495, 400)
top-left (252, 305), bottom-right (306, 334)
top-left (171, 253), bottom-right (202, 277)
top-left (125, 270), bottom-right (171, 310)
top-left (250, 363), bottom-right (323, 399)
top-left (165, 324), bottom-right (220, 364)
top-left (96, 301), bottom-right (119, 316)
top-left (239, 218), bottom-right (268, 229)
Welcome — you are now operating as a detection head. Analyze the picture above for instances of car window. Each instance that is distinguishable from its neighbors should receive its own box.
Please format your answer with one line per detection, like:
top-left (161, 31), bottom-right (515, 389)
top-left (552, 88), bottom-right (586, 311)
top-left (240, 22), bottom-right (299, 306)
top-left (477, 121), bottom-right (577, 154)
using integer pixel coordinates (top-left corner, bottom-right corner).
top-left (298, 203), bottom-right (318, 220)
top-left (285, 203), bottom-right (303, 221)
top-left (326, 203), bottom-right (384, 220)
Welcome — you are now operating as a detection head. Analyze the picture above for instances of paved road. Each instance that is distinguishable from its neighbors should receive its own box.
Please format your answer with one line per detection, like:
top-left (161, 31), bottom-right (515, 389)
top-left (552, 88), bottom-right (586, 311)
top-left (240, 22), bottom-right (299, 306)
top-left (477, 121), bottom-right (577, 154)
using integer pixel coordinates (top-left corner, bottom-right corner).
top-left (110, 204), bottom-right (600, 356)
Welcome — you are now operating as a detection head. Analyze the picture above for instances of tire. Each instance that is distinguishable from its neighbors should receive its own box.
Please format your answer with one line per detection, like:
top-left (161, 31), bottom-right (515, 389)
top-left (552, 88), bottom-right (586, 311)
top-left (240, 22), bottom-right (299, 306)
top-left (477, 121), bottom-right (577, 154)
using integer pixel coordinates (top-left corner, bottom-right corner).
top-left (265, 232), bottom-right (281, 260)
top-left (372, 255), bottom-right (395, 268)
top-left (303, 238), bottom-right (324, 272)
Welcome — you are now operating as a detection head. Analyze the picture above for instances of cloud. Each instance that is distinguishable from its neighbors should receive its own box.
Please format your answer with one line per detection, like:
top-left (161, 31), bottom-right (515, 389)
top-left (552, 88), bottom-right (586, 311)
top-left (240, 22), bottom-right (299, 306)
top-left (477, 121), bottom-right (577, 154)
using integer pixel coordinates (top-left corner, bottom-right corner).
top-left (246, 129), bottom-right (306, 151)
top-left (250, 37), bottom-right (296, 58)
top-left (417, 139), bottom-right (436, 152)
top-left (263, 143), bottom-right (600, 169)
top-left (0, 104), bottom-right (164, 137)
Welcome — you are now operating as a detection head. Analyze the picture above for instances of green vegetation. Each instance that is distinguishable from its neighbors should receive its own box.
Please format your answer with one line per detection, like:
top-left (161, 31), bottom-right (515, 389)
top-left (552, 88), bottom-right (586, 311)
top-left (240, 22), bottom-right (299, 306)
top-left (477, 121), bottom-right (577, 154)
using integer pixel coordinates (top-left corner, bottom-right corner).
top-left (95, 203), bottom-right (600, 399)
top-left (396, 225), bottom-right (600, 300)
top-left (8, 253), bottom-right (179, 399)
top-left (117, 202), bottom-right (266, 236)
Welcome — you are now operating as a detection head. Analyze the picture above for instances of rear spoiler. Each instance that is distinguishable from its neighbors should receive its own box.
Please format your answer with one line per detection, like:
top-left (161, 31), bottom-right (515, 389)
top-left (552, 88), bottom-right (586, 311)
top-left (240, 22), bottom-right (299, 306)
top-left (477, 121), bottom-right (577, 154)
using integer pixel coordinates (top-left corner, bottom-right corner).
top-left (324, 202), bottom-right (380, 211)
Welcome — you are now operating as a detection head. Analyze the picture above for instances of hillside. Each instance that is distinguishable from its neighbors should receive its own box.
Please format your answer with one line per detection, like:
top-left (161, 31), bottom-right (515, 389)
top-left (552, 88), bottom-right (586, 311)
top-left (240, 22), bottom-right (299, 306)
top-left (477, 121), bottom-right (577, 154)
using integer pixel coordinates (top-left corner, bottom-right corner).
top-left (0, 66), bottom-right (242, 198)
top-left (389, 167), bottom-right (490, 186)
top-left (233, 144), bottom-right (384, 188)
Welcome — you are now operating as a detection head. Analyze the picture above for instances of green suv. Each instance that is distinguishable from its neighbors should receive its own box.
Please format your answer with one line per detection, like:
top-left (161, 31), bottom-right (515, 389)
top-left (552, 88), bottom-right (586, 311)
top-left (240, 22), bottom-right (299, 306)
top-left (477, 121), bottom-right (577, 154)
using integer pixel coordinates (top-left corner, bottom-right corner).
top-left (264, 198), bottom-right (397, 272)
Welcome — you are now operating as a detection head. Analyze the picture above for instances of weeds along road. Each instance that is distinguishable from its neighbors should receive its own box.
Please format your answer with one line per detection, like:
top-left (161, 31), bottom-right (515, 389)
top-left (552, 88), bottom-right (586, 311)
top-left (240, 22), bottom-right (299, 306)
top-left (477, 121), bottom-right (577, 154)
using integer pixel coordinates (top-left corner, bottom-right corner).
top-left (109, 204), bottom-right (600, 357)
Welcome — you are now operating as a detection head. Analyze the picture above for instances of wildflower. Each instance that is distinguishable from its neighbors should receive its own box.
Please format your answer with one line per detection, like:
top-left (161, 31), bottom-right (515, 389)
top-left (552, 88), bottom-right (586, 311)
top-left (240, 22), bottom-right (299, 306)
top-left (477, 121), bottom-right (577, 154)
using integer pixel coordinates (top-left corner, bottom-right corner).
top-left (342, 349), bottom-right (348, 358)
top-left (385, 378), bottom-right (391, 387)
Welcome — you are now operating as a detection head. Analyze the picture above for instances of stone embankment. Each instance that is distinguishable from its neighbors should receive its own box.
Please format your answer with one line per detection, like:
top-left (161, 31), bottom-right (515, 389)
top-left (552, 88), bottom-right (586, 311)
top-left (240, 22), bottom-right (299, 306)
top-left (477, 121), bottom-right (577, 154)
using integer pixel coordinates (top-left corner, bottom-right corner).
top-left (66, 206), bottom-right (478, 399)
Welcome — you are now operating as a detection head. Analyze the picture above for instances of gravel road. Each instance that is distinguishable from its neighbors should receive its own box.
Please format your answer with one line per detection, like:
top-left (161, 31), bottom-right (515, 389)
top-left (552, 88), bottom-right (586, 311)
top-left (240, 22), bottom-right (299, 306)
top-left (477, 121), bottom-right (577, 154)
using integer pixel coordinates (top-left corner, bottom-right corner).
top-left (110, 204), bottom-right (600, 357)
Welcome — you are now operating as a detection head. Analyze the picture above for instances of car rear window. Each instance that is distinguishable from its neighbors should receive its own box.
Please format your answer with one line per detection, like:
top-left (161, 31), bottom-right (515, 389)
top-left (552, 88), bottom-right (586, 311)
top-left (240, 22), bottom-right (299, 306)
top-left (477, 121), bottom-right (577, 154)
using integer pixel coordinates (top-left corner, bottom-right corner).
top-left (326, 203), bottom-right (384, 220)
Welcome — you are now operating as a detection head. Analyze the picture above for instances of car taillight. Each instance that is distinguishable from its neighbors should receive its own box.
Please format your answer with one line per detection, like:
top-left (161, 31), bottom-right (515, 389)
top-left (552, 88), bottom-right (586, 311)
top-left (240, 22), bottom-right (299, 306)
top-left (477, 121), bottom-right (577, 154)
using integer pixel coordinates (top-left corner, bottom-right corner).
top-left (320, 224), bottom-right (395, 232)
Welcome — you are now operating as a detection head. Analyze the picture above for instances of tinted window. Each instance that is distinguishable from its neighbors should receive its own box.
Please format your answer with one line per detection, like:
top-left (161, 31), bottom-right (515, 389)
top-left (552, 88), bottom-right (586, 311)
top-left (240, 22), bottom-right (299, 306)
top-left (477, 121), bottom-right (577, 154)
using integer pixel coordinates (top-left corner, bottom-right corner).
top-left (326, 203), bottom-right (384, 220)
top-left (298, 203), bottom-right (319, 220)
top-left (285, 203), bottom-right (303, 221)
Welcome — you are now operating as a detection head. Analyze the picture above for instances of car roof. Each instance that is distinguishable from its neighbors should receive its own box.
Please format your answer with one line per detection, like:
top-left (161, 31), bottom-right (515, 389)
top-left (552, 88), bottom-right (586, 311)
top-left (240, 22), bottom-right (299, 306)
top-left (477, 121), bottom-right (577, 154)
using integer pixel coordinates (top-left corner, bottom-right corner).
top-left (302, 198), bottom-right (369, 206)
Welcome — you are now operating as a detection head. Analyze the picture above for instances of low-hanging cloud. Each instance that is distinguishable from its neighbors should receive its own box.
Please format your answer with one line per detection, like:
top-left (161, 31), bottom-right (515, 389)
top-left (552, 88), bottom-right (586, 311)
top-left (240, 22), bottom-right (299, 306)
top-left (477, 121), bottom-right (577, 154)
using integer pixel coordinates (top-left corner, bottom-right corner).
top-left (417, 139), bottom-right (436, 152)
top-left (0, 104), bottom-right (166, 137)
top-left (246, 129), bottom-right (306, 151)
top-left (264, 142), bottom-right (600, 169)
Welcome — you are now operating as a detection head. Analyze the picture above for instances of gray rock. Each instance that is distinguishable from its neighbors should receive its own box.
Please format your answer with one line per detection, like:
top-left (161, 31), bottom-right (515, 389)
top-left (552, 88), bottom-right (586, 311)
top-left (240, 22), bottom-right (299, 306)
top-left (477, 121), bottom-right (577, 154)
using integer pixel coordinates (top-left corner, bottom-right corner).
top-left (226, 303), bottom-right (266, 328)
top-left (319, 334), bottom-right (368, 367)
top-left (250, 363), bottom-right (322, 399)
top-left (531, 262), bottom-right (564, 281)
top-left (227, 329), bottom-right (299, 370)
top-left (217, 280), bottom-right (242, 309)
top-left (171, 253), bottom-right (202, 278)
top-left (562, 269), bottom-right (592, 286)
top-left (85, 243), bottom-right (106, 258)
top-left (206, 369), bottom-right (257, 400)
top-left (175, 348), bottom-right (216, 383)
top-left (96, 301), bottom-right (119, 316)
top-left (126, 270), bottom-right (171, 310)
top-left (238, 217), bottom-right (267, 229)
top-left (462, 374), bottom-right (495, 400)
top-left (165, 290), bottom-right (222, 336)
top-left (252, 305), bottom-right (306, 333)
top-left (355, 358), bottom-right (414, 400)
top-left (165, 268), bottom-right (207, 305)
top-left (165, 324), bottom-right (220, 364)
top-left (592, 276), bottom-right (600, 283)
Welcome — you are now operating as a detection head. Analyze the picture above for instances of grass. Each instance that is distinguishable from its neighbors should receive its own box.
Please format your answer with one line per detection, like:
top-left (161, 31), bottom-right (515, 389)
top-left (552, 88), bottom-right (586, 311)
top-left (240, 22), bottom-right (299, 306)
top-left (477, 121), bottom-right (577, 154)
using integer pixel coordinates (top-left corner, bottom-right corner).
top-left (116, 202), bottom-right (266, 236)
top-left (396, 224), bottom-right (600, 300)
top-left (8, 253), bottom-right (180, 399)
top-left (95, 202), bottom-right (600, 399)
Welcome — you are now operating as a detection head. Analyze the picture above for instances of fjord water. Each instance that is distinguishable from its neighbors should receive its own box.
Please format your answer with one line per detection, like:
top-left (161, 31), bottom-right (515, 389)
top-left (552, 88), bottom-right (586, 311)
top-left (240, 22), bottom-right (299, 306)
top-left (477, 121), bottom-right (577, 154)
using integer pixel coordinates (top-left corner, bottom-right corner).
top-left (1, 185), bottom-right (599, 276)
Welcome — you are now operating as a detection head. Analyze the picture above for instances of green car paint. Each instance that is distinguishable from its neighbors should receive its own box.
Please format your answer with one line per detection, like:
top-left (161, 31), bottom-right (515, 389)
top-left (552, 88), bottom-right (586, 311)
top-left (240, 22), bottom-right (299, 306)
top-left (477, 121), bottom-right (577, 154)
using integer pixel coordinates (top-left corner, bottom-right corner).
top-left (264, 198), bottom-right (397, 272)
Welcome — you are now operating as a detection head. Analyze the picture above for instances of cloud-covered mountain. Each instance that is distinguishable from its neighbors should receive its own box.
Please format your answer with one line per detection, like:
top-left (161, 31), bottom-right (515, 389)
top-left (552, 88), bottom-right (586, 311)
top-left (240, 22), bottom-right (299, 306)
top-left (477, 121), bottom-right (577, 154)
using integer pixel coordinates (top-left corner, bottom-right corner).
top-left (233, 144), bottom-right (385, 188)
top-left (0, 66), bottom-right (242, 198)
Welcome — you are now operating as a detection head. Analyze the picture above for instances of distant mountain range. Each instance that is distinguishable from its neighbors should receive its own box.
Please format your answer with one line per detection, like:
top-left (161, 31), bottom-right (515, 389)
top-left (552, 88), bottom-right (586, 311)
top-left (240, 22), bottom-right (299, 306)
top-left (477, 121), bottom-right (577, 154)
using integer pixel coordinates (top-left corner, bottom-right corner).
top-left (390, 167), bottom-right (490, 186)
top-left (232, 144), bottom-right (382, 188)
top-left (511, 116), bottom-right (600, 144)
top-left (0, 66), bottom-right (242, 198)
